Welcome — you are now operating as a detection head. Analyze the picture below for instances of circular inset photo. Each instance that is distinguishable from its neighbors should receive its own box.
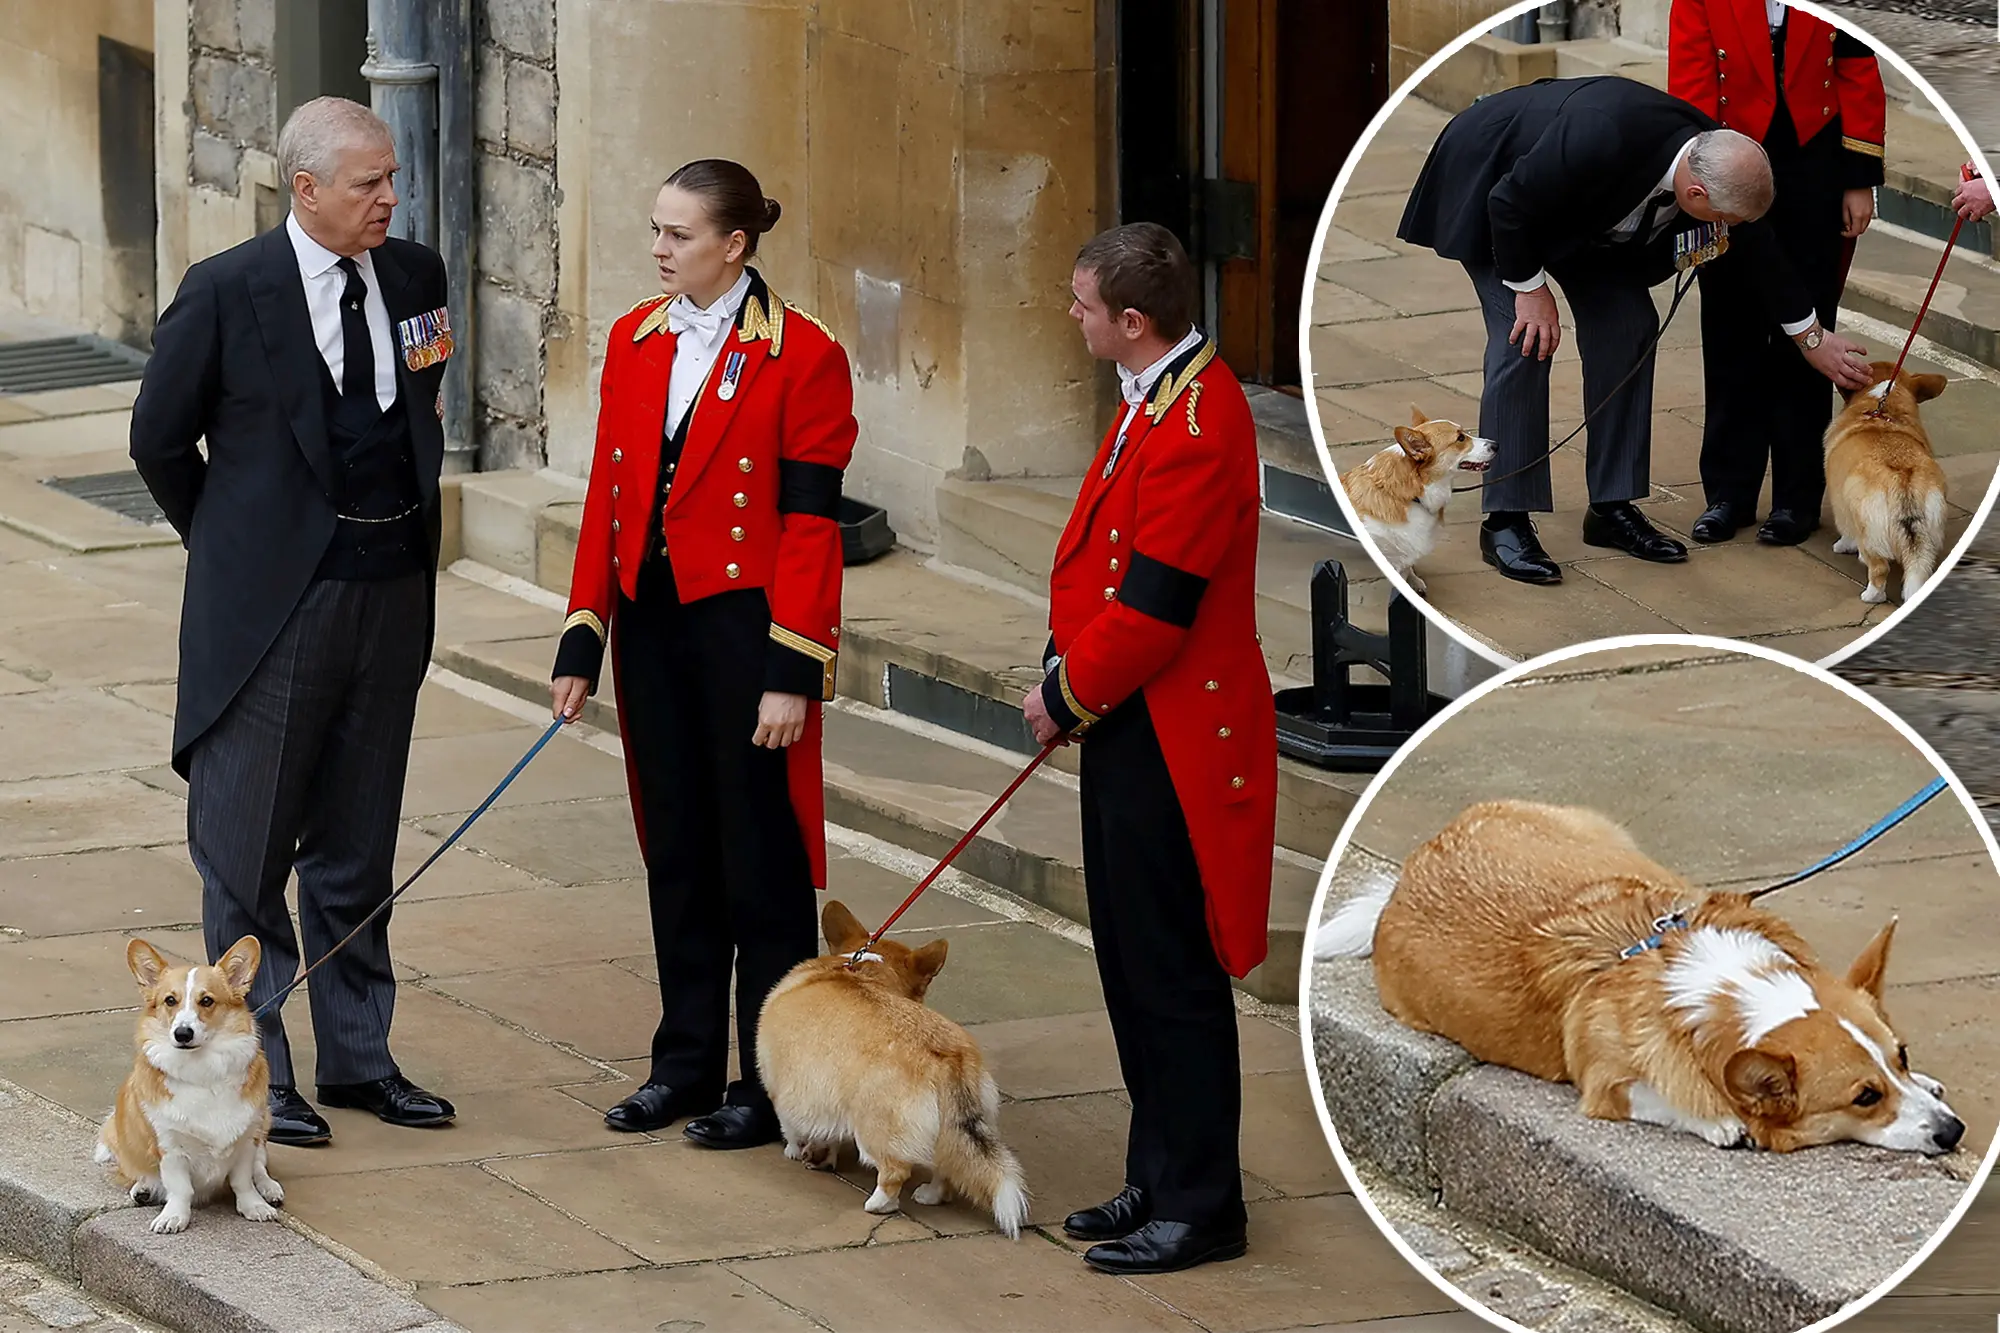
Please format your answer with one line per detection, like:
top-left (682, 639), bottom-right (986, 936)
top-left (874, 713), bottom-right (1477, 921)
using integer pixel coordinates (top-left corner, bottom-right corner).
top-left (1301, 636), bottom-right (2000, 1333)
top-left (1304, 0), bottom-right (2000, 667)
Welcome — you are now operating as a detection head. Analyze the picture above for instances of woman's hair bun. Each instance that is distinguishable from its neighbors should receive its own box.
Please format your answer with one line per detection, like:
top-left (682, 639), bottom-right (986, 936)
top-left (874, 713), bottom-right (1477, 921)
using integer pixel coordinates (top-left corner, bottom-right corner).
top-left (762, 197), bottom-right (783, 231)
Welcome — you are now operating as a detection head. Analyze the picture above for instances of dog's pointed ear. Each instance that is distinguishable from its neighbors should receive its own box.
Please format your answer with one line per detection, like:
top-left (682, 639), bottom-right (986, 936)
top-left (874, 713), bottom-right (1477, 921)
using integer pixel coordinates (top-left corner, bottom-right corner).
top-left (126, 938), bottom-right (168, 988)
top-left (1908, 373), bottom-right (1948, 403)
top-left (821, 900), bottom-right (868, 954)
top-left (218, 935), bottom-right (262, 997)
top-left (1408, 404), bottom-right (1430, 426)
top-left (1392, 426), bottom-right (1432, 461)
top-left (907, 939), bottom-right (949, 997)
top-left (1724, 1047), bottom-right (1799, 1122)
top-left (1846, 916), bottom-right (1898, 1002)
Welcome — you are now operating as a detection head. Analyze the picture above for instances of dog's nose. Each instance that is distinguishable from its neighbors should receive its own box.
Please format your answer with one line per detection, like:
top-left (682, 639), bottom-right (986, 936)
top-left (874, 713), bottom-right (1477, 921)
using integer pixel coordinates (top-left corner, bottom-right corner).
top-left (172, 1026), bottom-right (195, 1045)
top-left (1934, 1116), bottom-right (1966, 1153)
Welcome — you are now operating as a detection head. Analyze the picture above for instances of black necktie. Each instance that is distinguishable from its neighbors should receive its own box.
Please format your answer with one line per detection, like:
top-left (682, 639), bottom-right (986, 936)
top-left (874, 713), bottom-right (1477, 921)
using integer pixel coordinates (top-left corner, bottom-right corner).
top-left (335, 257), bottom-right (380, 416)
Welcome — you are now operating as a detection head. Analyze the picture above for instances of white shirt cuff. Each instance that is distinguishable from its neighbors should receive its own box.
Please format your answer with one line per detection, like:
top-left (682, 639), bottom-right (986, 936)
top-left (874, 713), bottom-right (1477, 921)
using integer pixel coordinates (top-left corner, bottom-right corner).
top-left (1502, 270), bottom-right (1549, 294)
top-left (1780, 314), bottom-right (1818, 337)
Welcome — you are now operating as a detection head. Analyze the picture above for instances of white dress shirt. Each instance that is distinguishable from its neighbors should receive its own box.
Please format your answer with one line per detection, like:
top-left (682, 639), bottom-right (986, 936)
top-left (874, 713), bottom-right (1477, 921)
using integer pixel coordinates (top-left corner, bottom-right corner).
top-left (285, 212), bottom-right (397, 413)
top-left (1114, 324), bottom-right (1205, 443)
top-left (1767, 0), bottom-right (1787, 29)
top-left (665, 269), bottom-right (753, 433)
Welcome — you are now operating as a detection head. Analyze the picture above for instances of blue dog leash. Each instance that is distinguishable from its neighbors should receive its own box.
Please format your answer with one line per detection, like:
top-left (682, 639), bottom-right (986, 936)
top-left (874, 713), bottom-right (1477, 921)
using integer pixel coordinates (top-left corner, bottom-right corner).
top-left (252, 716), bottom-right (568, 1021)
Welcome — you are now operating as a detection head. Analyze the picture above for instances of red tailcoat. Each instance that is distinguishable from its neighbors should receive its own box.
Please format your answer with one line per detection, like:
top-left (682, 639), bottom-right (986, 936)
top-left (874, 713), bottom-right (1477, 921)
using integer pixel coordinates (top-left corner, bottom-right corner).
top-left (1669, 0), bottom-right (1886, 181)
top-left (554, 270), bottom-right (856, 887)
top-left (1038, 338), bottom-right (1277, 978)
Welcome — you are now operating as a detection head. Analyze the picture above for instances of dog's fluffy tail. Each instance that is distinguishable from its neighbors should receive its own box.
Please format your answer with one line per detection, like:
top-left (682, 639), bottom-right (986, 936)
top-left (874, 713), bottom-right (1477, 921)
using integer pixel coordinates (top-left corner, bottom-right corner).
top-left (1313, 876), bottom-right (1395, 959)
top-left (1895, 484), bottom-right (1946, 600)
top-left (935, 1072), bottom-right (1029, 1239)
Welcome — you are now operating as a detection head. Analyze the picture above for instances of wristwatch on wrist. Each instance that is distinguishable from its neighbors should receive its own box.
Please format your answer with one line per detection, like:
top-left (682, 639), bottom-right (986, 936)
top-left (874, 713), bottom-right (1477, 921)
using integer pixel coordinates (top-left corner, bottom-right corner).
top-left (1799, 325), bottom-right (1825, 351)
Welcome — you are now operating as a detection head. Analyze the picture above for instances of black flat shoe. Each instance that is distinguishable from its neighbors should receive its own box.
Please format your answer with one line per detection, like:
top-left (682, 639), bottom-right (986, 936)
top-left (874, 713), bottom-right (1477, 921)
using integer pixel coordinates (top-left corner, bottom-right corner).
top-left (1479, 514), bottom-right (1562, 584)
top-left (1582, 502), bottom-right (1687, 563)
top-left (683, 1103), bottom-right (782, 1150)
top-left (603, 1082), bottom-right (707, 1133)
top-left (267, 1086), bottom-right (331, 1147)
top-left (1691, 501), bottom-right (1751, 544)
top-left (1083, 1219), bottom-right (1248, 1275)
top-left (317, 1075), bottom-right (455, 1128)
top-left (1064, 1185), bottom-right (1152, 1242)
top-left (1757, 509), bottom-right (1819, 546)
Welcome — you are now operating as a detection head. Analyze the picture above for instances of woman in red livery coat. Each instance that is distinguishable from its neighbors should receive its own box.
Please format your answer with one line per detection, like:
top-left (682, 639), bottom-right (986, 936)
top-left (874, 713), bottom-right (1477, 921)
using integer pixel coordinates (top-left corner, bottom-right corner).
top-left (1024, 223), bottom-right (1276, 1276)
top-left (550, 160), bottom-right (856, 1148)
top-left (1671, 0), bottom-right (1887, 546)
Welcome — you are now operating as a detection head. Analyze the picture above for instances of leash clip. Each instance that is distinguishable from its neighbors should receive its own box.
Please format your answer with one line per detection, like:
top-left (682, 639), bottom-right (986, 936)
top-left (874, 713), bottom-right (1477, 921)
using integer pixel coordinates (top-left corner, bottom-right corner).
top-left (1618, 910), bottom-right (1691, 961)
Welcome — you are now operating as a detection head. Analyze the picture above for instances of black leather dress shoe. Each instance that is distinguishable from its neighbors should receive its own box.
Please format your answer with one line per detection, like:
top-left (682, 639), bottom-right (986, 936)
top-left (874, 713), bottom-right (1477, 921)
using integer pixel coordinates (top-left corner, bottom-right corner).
top-left (1581, 502), bottom-right (1687, 563)
top-left (317, 1075), bottom-right (455, 1127)
top-left (1691, 501), bottom-right (1751, 544)
top-left (267, 1086), bottom-right (331, 1147)
top-left (683, 1103), bottom-right (782, 1150)
top-left (1479, 515), bottom-right (1562, 584)
top-left (1064, 1185), bottom-right (1152, 1241)
top-left (1757, 508), bottom-right (1819, 546)
top-left (604, 1082), bottom-right (706, 1133)
top-left (1083, 1219), bottom-right (1248, 1275)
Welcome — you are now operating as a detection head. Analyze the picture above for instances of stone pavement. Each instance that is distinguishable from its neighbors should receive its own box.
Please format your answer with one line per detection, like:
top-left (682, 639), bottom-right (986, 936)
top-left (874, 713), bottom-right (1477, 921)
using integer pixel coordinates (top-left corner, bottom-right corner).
top-left (1313, 644), bottom-right (2000, 1331)
top-left (0, 1258), bottom-right (162, 1333)
top-left (1311, 88), bottom-right (2000, 665)
top-left (0, 388), bottom-right (1473, 1331)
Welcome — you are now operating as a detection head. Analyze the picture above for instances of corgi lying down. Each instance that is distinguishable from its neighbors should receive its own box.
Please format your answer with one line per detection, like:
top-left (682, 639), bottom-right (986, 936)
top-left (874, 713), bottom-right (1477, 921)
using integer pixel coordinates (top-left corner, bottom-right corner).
top-left (1825, 362), bottom-right (1949, 605)
top-left (1316, 800), bottom-right (1964, 1155)
top-left (95, 937), bottom-right (285, 1233)
top-left (758, 901), bottom-right (1030, 1236)
top-left (1339, 408), bottom-right (1497, 594)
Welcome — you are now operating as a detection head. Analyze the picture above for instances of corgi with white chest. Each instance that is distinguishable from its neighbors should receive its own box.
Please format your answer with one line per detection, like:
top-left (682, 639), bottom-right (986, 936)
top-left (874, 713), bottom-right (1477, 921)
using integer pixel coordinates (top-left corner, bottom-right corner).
top-left (1339, 407), bottom-right (1497, 594)
top-left (1316, 801), bottom-right (1964, 1155)
top-left (94, 936), bottom-right (285, 1233)
top-left (758, 901), bottom-right (1030, 1237)
top-left (1825, 361), bottom-right (1949, 605)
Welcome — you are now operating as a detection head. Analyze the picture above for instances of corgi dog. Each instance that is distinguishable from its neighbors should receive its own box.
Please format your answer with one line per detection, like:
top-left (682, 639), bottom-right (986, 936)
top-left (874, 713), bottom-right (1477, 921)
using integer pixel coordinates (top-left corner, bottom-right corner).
top-left (1315, 800), bottom-right (1965, 1155)
top-left (757, 901), bottom-right (1030, 1237)
top-left (1825, 361), bottom-right (1949, 605)
top-left (94, 937), bottom-right (285, 1233)
top-left (1339, 408), bottom-right (1497, 594)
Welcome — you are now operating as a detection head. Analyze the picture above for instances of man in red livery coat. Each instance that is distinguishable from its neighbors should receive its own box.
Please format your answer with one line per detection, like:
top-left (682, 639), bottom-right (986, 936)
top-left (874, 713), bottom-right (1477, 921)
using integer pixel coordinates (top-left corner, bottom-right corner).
top-left (1023, 223), bottom-right (1276, 1275)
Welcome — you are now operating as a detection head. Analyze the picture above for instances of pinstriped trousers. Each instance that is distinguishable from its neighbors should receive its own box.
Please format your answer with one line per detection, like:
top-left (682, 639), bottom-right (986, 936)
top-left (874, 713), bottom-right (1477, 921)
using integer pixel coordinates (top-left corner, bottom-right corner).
top-left (1465, 258), bottom-right (1661, 514)
top-left (185, 574), bottom-right (427, 1088)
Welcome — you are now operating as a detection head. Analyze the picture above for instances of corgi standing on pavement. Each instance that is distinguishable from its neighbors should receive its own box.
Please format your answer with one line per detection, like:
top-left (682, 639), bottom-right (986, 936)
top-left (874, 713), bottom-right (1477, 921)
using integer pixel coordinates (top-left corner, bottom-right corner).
top-left (1824, 362), bottom-right (1949, 605)
top-left (95, 937), bottom-right (286, 1234)
top-left (1316, 800), bottom-right (1965, 1155)
top-left (758, 902), bottom-right (1029, 1237)
top-left (1339, 408), bottom-right (1498, 593)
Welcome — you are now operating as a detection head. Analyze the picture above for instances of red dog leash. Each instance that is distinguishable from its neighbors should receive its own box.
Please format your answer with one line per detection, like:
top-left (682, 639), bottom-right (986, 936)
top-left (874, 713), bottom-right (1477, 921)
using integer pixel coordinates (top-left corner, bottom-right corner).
top-left (847, 739), bottom-right (1060, 964)
top-left (1867, 163), bottom-right (1976, 419)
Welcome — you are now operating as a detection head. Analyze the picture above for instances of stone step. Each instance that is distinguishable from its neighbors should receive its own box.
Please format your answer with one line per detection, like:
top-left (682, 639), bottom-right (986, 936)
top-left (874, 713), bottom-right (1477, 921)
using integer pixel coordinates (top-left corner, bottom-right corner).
top-left (427, 567), bottom-right (1319, 1005)
top-left (1843, 221), bottom-right (2000, 373)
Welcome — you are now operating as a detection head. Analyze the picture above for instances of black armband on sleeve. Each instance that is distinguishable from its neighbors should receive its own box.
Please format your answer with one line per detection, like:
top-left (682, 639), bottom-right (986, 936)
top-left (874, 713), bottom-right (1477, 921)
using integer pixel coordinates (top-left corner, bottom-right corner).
top-left (778, 458), bottom-right (843, 519)
top-left (1117, 550), bottom-right (1208, 628)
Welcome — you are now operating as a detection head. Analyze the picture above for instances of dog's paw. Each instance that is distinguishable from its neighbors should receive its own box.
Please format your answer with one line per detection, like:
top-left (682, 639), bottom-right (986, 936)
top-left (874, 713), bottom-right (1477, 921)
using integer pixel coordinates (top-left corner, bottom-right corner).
top-left (1404, 573), bottom-right (1428, 595)
top-left (1832, 535), bottom-right (1858, 555)
top-left (912, 1181), bottom-right (948, 1206)
top-left (129, 1182), bottom-right (163, 1207)
top-left (149, 1207), bottom-right (191, 1235)
top-left (1861, 585), bottom-right (1889, 604)
top-left (783, 1139), bottom-right (805, 1161)
top-left (236, 1196), bottom-right (282, 1223)
top-left (255, 1177), bottom-right (285, 1205)
top-left (863, 1187), bottom-right (902, 1215)
top-left (1702, 1119), bottom-right (1752, 1149)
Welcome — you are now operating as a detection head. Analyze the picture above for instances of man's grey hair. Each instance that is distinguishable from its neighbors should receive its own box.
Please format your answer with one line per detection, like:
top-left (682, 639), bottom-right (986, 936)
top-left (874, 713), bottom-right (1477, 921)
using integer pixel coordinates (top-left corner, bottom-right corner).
top-left (277, 96), bottom-right (391, 192)
top-left (1686, 129), bottom-right (1775, 220)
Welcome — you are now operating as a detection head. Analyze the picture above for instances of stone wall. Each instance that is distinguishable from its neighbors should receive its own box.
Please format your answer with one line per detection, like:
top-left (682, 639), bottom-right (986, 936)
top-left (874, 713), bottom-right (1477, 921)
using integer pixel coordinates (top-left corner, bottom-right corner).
top-left (0, 0), bottom-right (157, 339)
top-left (473, 0), bottom-right (559, 472)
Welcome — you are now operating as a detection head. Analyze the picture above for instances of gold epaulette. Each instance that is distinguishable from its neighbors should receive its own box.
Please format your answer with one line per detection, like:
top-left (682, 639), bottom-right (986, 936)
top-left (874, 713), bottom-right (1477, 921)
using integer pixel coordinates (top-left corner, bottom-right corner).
top-left (628, 294), bottom-right (672, 342)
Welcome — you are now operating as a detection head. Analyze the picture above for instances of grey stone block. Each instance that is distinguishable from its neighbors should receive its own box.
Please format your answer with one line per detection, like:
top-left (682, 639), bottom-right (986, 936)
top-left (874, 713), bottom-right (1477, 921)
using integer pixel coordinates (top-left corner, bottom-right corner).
top-left (75, 1209), bottom-right (450, 1333)
top-left (506, 61), bottom-right (557, 159)
top-left (473, 286), bottom-right (543, 422)
top-left (476, 413), bottom-right (547, 473)
top-left (477, 156), bottom-right (556, 297)
top-left (190, 0), bottom-right (238, 51)
top-left (190, 131), bottom-right (242, 194)
top-left (475, 47), bottom-right (507, 147)
top-left (0, 1083), bottom-right (128, 1277)
top-left (238, 0), bottom-right (275, 62)
top-left (486, 0), bottom-right (556, 61)
top-left (191, 56), bottom-right (276, 153)
top-left (1427, 1065), bottom-right (1969, 1333)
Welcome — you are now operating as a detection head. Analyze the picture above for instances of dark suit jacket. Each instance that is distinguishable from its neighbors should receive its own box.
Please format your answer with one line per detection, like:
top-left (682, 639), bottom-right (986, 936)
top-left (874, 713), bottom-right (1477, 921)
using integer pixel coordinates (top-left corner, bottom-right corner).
top-left (130, 225), bottom-right (451, 774)
top-left (1399, 76), bottom-right (1810, 320)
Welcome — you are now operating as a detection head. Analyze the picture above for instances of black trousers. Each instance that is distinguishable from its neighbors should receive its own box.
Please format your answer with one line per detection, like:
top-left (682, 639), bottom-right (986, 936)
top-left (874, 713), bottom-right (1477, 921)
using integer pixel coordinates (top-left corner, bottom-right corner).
top-left (1698, 116), bottom-right (1847, 517)
top-left (614, 557), bottom-right (817, 1110)
top-left (1079, 694), bottom-right (1244, 1229)
top-left (186, 573), bottom-right (427, 1088)
top-left (1466, 255), bottom-right (1662, 514)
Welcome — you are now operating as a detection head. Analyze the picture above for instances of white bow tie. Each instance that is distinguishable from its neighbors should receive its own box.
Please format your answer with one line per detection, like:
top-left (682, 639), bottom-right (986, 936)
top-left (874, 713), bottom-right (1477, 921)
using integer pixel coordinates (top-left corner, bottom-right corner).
top-left (666, 296), bottom-right (730, 340)
top-left (1117, 364), bottom-right (1150, 410)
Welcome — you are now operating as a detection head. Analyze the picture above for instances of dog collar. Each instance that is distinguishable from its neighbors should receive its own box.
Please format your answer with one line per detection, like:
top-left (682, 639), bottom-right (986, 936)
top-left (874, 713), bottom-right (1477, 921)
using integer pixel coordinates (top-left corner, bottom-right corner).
top-left (1619, 911), bottom-right (1691, 961)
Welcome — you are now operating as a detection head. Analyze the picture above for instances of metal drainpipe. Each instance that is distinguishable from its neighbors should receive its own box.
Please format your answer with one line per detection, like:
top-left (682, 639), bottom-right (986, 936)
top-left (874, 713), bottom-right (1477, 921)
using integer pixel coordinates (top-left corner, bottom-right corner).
top-left (1537, 0), bottom-right (1572, 43)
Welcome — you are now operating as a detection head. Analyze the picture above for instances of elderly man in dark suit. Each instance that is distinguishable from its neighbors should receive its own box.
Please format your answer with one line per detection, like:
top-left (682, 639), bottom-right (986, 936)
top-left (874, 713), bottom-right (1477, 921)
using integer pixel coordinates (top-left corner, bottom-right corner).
top-left (1397, 75), bottom-right (1871, 585)
top-left (130, 96), bottom-right (456, 1146)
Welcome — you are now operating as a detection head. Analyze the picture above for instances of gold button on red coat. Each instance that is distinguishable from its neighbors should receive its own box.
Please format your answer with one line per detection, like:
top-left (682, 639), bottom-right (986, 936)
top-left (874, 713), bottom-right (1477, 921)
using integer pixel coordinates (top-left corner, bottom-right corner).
top-left (1230, 776), bottom-right (1245, 789)
top-left (1218, 726), bottom-right (1231, 738)
top-left (1103, 587), bottom-right (1115, 600)
top-left (726, 563), bottom-right (741, 579)
top-left (733, 492), bottom-right (748, 508)
top-left (611, 519), bottom-right (620, 533)
top-left (611, 485), bottom-right (619, 499)
top-left (612, 555), bottom-right (620, 568)
top-left (1204, 680), bottom-right (1218, 691)
top-left (612, 448), bottom-right (622, 463)
top-left (738, 458), bottom-right (753, 473)
top-left (730, 526), bottom-right (746, 541)
top-left (1108, 529), bottom-right (1119, 543)
top-left (1109, 557), bottom-right (1120, 571)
